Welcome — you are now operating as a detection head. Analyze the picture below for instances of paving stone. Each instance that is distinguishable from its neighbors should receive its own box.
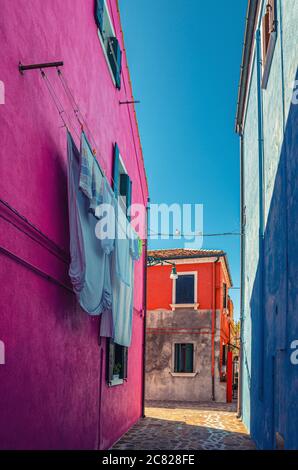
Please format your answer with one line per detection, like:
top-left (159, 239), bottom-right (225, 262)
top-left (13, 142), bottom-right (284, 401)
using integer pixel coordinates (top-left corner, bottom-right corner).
top-left (112, 401), bottom-right (256, 450)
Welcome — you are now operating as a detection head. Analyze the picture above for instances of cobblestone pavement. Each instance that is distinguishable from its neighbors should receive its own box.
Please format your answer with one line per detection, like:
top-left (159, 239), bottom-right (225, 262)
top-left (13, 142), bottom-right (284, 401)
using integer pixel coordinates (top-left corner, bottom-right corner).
top-left (113, 401), bottom-right (256, 450)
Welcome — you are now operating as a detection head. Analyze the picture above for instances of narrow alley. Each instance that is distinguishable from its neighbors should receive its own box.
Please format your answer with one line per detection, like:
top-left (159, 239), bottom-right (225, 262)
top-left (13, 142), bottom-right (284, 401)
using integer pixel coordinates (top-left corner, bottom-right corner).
top-left (113, 402), bottom-right (255, 450)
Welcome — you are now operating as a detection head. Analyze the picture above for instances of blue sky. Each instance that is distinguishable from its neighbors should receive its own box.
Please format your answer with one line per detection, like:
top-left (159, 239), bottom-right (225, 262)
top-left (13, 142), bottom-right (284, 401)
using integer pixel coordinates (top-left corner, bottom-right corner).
top-left (119, 0), bottom-right (247, 318)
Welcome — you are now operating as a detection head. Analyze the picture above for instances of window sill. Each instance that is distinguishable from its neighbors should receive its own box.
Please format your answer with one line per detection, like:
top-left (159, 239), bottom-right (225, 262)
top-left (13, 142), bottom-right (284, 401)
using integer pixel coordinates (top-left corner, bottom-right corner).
top-left (170, 372), bottom-right (198, 378)
top-left (262, 31), bottom-right (277, 89)
top-left (108, 377), bottom-right (124, 387)
top-left (97, 29), bottom-right (116, 88)
top-left (170, 303), bottom-right (199, 311)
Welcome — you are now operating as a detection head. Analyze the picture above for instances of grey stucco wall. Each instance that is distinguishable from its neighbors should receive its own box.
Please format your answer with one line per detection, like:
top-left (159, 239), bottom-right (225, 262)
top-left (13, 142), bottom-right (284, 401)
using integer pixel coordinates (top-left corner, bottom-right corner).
top-left (145, 309), bottom-right (226, 403)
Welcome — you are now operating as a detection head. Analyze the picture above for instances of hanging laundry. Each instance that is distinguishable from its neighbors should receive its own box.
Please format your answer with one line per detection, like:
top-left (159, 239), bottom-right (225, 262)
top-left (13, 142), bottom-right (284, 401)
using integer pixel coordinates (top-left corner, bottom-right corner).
top-left (79, 132), bottom-right (94, 200)
top-left (67, 131), bottom-right (112, 315)
top-left (109, 221), bottom-right (141, 346)
top-left (98, 177), bottom-right (116, 256)
top-left (80, 132), bottom-right (104, 218)
top-left (115, 204), bottom-right (132, 287)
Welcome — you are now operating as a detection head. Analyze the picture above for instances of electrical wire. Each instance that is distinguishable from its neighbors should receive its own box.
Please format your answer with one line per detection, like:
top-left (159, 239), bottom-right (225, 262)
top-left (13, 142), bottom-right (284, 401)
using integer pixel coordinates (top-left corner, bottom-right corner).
top-left (148, 230), bottom-right (241, 237)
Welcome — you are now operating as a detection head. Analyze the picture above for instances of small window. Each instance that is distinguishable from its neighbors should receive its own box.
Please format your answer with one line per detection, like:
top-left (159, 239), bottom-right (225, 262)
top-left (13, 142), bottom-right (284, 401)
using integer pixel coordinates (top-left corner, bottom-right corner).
top-left (174, 344), bottom-right (194, 373)
top-left (113, 143), bottom-right (132, 219)
top-left (175, 274), bottom-right (195, 304)
top-left (95, 0), bottom-right (122, 89)
top-left (223, 283), bottom-right (227, 309)
top-left (106, 339), bottom-right (128, 386)
top-left (261, 0), bottom-right (277, 88)
top-left (222, 344), bottom-right (228, 367)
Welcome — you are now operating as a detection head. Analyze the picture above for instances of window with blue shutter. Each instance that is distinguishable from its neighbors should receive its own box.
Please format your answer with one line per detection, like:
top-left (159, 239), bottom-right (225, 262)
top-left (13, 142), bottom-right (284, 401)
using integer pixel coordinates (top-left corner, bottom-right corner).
top-left (175, 274), bottom-right (195, 304)
top-left (174, 344), bottom-right (194, 373)
top-left (95, 0), bottom-right (104, 33)
top-left (94, 0), bottom-right (122, 90)
top-left (107, 37), bottom-right (122, 90)
top-left (113, 143), bottom-right (132, 219)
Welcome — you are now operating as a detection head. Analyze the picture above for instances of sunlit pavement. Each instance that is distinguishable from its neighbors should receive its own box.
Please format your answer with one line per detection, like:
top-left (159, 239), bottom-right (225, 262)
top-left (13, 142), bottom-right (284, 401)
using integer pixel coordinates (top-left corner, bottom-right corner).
top-left (113, 401), bottom-right (256, 450)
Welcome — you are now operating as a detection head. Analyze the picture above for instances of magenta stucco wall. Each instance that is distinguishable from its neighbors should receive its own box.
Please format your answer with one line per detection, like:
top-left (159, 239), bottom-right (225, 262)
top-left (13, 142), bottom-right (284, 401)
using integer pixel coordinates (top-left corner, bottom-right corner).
top-left (0, 0), bottom-right (148, 449)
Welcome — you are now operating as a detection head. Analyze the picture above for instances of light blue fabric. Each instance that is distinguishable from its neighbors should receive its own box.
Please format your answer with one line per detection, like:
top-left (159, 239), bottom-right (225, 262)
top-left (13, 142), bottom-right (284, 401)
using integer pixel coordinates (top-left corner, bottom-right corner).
top-left (80, 133), bottom-right (104, 218)
top-left (110, 248), bottom-right (134, 347)
top-left (109, 216), bottom-right (141, 347)
top-left (99, 178), bottom-right (116, 255)
top-left (79, 132), bottom-right (94, 200)
top-left (67, 131), bottom-right (112, 315)
top-left (115, 205), bottom-right (131, 286)
top-left (90, 160), bottom-right (104, 217)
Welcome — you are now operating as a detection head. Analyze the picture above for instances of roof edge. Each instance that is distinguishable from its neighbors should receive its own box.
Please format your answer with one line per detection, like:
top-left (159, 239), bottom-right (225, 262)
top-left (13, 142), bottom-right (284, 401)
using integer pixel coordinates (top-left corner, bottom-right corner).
top-left (235, 0), bottom-right (260, 134)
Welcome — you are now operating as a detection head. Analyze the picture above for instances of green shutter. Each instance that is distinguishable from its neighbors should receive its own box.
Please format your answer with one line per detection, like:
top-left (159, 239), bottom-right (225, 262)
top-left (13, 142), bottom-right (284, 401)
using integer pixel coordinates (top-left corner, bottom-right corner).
top-left (106, 339), bottom-right (115, 384)
top-left (95, 0), bottom-right (104, 32)
top-left (185, 344), bottom-right (193, 373)
top-left (127, 179), bottom-right (132, 221)
top-left (120, 347), bottom-right (128, 379)
top-left (120, 173), bottom-right (132, 219)
top-left (113, 143), bottom-right (120, 197)
top-left (107, 36), bottom-right (122, 89)
top-left (174, 344), bottom-right (181, 372)
top-left (120, 173), bottom-right (129, 196)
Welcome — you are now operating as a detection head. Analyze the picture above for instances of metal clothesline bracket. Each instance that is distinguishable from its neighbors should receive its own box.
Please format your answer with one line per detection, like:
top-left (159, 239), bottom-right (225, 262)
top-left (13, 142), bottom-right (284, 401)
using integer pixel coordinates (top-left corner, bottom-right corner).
top-left (18, 61), bottom-right (64, 75)
top-left (119, 100), bottom-right (140, 105)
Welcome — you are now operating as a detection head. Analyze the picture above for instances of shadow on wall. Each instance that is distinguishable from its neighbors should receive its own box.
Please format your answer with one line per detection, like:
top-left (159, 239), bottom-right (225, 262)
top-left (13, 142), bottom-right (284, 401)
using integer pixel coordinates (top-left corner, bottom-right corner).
top-left (249, 68), bottom-right (298, 450)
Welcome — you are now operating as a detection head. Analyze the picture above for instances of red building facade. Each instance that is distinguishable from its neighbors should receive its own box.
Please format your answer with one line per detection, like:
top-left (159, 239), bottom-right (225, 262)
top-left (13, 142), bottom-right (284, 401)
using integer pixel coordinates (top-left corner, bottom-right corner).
top-left (146, 249), bottom-right (233, 403)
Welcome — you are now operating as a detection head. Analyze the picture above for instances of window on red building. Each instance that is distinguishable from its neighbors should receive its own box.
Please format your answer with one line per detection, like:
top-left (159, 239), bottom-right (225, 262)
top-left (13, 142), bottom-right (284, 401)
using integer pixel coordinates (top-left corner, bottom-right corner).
top-left (174, 344), bottom-right (194, 373)
top-left (175, 274), bottom-right (195, 304)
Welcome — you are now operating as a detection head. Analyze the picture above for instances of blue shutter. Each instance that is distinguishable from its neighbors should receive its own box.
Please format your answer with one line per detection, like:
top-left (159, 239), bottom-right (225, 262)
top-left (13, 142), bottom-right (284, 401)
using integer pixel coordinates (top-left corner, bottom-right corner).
top-left (127, 179), bottom-right (132, 221)
top-left (113, 143), bottom-right (120, 197)
top-left (120, 173), bottom-right (129, 197)
top-left (95, 0), bottom-right (104, 32)
top-left (108, 36), bottom-right (122, 89)
top-left (120, 175), bottom-right (132, 220)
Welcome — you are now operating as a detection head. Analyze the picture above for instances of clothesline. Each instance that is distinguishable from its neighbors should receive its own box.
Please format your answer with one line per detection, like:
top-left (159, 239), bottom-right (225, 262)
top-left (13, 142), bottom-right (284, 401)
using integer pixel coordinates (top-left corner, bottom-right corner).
top-left (40, 68), bottom-right (118, 189)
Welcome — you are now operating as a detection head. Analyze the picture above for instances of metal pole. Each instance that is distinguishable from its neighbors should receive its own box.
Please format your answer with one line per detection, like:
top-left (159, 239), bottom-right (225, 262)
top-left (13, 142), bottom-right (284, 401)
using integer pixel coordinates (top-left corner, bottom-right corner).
top-left (19, 61), bottom-right (64, 74)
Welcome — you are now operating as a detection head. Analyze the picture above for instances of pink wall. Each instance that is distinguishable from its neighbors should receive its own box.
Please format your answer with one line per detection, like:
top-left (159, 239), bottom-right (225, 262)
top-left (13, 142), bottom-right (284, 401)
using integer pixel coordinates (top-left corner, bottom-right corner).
top-left (0, 0), bottom-right (148, 449)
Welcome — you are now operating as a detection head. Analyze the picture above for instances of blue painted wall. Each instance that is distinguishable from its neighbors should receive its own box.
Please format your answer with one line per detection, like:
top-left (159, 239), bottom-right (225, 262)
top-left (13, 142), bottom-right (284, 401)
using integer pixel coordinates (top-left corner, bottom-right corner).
top-left (240, 0), bottom-right (298, 449)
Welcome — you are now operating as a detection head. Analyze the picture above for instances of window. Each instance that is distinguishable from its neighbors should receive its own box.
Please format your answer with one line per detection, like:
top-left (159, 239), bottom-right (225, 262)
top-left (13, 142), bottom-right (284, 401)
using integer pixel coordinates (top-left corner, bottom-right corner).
top-left (174, 344), bottom-right (194, 373)
top-left (175, 274), bottom-right (195, 304)
top-left (95, 0), bottom-right (122, 89)
top-left (223, 283), bottom-right (227, 309)
top-left (222, 344), bottom-right (228, 367)
top-left (261, 0), bottom-right (277, 89)
top-left (106, 339), bottom-right (128, 386)
top-left (113, 143), bottom-right (132, 219)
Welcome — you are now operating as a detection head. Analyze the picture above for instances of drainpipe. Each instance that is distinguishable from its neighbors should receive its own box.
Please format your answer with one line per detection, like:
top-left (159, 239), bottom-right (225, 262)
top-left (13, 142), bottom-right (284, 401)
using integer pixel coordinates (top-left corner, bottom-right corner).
top-left (211, 257), bottom-right (219, 401)
top-left (256, 27), bottom-right (265, 400)
top-left (141, 198), bottom-right (150, 418)
top-left (237, 131), bottom-right (245, 419)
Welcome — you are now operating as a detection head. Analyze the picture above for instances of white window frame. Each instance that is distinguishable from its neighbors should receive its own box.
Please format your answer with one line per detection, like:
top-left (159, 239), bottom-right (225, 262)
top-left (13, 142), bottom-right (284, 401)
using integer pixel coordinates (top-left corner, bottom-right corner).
top-left (97, 0), bottom-right (117, 87)
top-left (261, 1), bottom-right (277, 89)
top-left (170, 271), bottom-right (198, 311)
top-left (170, 342), bottom-right (197, 377)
